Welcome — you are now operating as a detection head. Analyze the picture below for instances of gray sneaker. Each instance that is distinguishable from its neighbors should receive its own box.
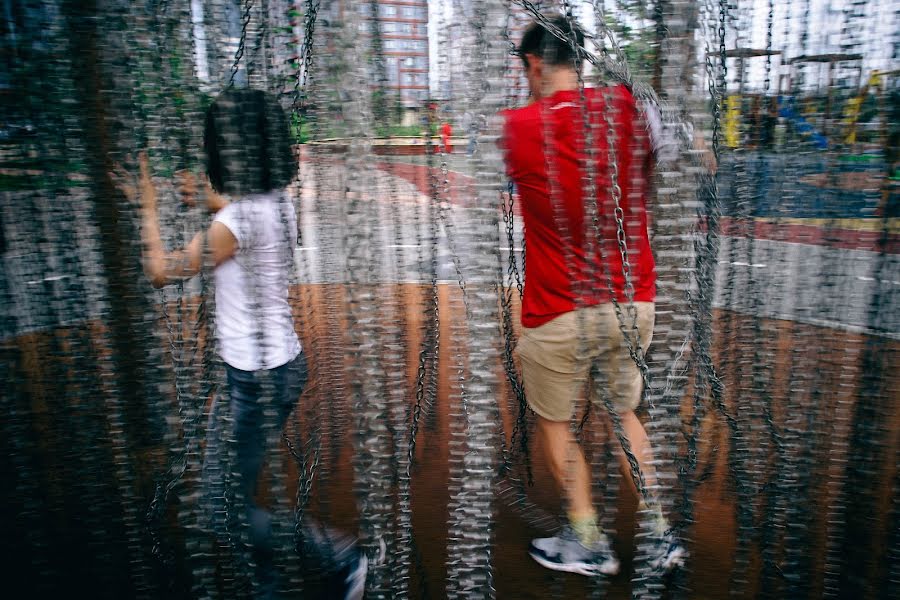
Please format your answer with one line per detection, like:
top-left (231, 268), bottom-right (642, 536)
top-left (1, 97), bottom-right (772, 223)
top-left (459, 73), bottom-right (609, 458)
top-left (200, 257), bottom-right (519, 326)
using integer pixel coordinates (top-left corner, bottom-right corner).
top-left (528, 526), bottom-right (620, 576)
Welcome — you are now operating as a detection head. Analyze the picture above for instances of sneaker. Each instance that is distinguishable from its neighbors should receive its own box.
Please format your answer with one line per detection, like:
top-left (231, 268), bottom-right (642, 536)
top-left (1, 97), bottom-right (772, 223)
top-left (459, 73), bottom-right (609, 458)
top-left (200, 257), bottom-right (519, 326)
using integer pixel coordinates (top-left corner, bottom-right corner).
top-left (528, 526), bottom-right (620, 576)
top-left (648, 529), bottom-right (687, 572)
top-left (300, 522), bottom-right (368, 600)
top-left (331, 547), bottom-right (367, 600)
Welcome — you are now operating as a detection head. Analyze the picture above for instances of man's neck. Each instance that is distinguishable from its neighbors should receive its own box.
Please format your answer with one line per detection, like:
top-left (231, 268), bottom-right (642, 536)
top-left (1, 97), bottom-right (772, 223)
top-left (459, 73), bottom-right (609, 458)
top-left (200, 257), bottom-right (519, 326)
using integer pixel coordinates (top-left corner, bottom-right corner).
top-left (540, 67), bottom-right (579, 99)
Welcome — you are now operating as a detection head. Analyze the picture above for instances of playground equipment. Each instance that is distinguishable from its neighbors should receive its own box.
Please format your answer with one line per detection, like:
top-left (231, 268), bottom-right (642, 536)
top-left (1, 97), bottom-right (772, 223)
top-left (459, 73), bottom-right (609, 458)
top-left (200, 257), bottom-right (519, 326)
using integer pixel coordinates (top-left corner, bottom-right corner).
top-left (843, 68), bottom-right (900, 147)
top-left (786, 52), bottom-right (864, 140)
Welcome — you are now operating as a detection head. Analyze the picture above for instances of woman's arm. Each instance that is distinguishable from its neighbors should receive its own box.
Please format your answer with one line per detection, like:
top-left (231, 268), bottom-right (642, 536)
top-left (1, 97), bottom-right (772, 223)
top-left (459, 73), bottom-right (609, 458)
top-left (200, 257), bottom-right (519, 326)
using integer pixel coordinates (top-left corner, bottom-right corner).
top-left (115, 153), bottom-right (237, 288)
top-left (141, 223), bottom-right (236, 289)
top-left (177, 168), bottom-right (230, 214)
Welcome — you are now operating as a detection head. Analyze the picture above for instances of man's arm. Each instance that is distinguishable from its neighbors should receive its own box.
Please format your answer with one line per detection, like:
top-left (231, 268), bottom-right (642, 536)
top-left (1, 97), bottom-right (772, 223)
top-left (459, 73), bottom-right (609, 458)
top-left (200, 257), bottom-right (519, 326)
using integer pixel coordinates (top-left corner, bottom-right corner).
top-left (690, 132), bottom-right (717, 174)
top-left (641, 100), bottom-right (716, 173)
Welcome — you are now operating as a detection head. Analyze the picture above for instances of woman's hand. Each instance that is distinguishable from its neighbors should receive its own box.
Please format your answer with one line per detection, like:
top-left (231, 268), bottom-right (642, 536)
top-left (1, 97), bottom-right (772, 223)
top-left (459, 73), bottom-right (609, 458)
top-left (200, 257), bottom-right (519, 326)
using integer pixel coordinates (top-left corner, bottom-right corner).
top-left (111, 153), bottom-right (233, 288)
top-left (109, 152), bottom-right (156, 208)
top-left (175, 168), bottom-right (197, 208)
top-left (109, 162), bottom-right (137, 202)
top-left (110, 151), bottom-right (166, 286)
top-left (175, 168), bottom-right (229, 214)
top-left (136, 152), bottom-right (157, 213)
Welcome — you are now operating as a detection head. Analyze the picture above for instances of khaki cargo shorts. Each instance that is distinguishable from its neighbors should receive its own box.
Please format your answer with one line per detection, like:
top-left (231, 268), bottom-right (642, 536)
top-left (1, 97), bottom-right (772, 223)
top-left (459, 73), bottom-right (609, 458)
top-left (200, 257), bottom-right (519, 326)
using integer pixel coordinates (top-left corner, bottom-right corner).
top-left (515, 302), bottom-right (654, 422)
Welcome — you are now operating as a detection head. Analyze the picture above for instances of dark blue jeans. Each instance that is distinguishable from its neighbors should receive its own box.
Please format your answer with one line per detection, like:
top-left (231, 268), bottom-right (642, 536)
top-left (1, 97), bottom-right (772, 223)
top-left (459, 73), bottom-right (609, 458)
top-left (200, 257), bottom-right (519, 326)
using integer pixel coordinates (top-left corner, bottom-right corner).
top-left (227, 352), bottom-right (308, 511)
top-left (205, 351), bottom-right (308, 594)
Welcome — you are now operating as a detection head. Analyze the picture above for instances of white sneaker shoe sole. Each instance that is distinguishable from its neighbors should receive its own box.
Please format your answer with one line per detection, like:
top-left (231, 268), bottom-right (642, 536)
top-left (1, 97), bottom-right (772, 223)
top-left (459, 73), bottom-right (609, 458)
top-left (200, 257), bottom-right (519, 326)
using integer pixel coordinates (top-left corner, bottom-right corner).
top-left (343, 553), bottom-right (368, 600)
top-left (529, 549), bottom-right (621, 576)
top-left (654, 545), bottom-right (687, 572)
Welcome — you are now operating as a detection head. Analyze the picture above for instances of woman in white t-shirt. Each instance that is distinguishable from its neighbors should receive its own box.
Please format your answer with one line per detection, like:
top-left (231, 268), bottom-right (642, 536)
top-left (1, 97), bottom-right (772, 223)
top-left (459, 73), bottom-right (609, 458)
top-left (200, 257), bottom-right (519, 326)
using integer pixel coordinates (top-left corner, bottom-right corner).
top-left (122, 89), bottom-right (365, 599)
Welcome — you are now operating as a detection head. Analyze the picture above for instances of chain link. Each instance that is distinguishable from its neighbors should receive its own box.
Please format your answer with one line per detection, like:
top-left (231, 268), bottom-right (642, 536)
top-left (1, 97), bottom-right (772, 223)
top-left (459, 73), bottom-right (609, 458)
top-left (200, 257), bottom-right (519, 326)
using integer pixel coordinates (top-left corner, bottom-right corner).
top-left (229, 0), bottom-right (254, 87)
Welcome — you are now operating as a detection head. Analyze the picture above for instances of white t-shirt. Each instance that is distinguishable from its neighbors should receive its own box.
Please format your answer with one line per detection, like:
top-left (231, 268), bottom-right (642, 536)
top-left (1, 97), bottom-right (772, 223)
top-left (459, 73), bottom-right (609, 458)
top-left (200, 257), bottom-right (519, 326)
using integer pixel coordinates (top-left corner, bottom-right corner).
top-left (212, 192), bottom-right (301, 371)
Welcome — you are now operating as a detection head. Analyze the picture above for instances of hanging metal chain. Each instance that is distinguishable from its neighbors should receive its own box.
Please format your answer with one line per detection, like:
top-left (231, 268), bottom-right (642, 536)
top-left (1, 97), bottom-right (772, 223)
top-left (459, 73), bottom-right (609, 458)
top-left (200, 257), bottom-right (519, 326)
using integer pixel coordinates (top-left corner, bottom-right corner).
top-left (498, 184), bottom-right (530, 478)
top-left (247, 0), bottom-right (269, 87)
top-left (593, 84), bottom-right (655, 506)
top-left (562, 8), bottom-right (657, 596)
top-left (229, 0), bottom-right (254, 87)
top-left (270, 189), bottom-right (306, 591)
top-left (409, 123), bottom-right (439, 473)
top-left (588, 15), bottom-right (675, 598)
top-left (497, 0), bottom-right (530, 481)
top-left (283, 4), bottom-right (325, 581)
top-left (495, 10), bottom-right (529, 475)
top-left (754, 2), bottom-right (791, 597)
top-left (506, 182), bottom-right (525, 299)
top-left (398, 106), bottom-right (443, 600)
top-left (671, 7), bottom-right (732, 596)
top-left (132, 4), bottom-right (216, 592)
top-left (290, 0), bottom-right (320, 121)
top-left (445, 3), bottom-right (508, 596)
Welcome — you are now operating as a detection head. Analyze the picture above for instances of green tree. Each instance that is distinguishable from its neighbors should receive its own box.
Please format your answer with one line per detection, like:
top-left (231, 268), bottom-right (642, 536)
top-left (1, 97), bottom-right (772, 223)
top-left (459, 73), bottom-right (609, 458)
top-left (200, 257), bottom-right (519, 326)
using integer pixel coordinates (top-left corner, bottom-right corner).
top-left (598, 1), bottom-right (660, 85)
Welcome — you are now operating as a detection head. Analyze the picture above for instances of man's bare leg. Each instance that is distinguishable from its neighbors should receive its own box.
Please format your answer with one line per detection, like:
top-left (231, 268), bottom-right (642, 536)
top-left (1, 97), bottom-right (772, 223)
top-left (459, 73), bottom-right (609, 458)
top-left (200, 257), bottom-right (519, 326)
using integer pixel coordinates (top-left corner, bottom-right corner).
top-left (616, 410), bottom-right (657, 490)
top-left (615, 409), bottom-right (670, 534)
top-left (536, 415), bottom-right (600, 544)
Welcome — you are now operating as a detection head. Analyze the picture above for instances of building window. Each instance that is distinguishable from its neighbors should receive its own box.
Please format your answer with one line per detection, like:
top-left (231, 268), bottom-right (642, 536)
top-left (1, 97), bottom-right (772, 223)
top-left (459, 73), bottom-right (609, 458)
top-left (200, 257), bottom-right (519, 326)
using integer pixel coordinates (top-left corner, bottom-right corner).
top-left (403, 73), bottom-right (424, 85)
top-left (405, 56), bottom-right (426, 69)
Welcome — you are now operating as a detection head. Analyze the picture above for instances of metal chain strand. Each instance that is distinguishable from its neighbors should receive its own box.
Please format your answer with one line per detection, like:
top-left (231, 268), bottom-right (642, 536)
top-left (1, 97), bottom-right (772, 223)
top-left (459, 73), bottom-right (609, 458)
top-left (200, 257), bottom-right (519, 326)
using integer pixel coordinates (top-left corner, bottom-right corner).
top-left (229, 0), bottom-right (255, 87)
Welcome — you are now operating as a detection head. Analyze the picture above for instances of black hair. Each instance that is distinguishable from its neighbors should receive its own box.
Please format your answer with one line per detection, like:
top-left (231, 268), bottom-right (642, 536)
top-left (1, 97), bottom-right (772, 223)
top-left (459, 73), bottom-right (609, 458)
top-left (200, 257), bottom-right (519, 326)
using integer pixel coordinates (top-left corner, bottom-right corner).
top-left (203, 88), bottom-right (295, 196)
top-left (517, 14), bottom-right (585, 68)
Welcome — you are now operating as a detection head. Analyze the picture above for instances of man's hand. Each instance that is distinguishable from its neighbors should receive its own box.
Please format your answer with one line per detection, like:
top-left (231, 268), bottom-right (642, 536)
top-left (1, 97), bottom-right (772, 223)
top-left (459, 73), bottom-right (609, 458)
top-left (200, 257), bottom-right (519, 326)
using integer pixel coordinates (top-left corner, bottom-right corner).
top-left (692, 135), bottom-right (718, 175)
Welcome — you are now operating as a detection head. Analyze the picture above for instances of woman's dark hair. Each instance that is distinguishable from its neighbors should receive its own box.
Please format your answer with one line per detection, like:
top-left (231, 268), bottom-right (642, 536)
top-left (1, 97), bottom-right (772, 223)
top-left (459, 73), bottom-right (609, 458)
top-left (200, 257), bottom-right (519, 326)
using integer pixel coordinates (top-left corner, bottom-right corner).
top-left (517, 14), bottom-right (585, 68)
top-left (203, 88), bottom-right (295, 196)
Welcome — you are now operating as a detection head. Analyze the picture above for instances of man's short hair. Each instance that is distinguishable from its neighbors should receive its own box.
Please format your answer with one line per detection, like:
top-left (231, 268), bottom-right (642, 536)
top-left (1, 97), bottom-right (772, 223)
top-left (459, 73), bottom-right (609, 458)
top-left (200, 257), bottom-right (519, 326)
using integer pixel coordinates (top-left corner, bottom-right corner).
top-left (204, 88), bottom-right (295, 197)
top-left (517, 14), bottom-right (585, 68)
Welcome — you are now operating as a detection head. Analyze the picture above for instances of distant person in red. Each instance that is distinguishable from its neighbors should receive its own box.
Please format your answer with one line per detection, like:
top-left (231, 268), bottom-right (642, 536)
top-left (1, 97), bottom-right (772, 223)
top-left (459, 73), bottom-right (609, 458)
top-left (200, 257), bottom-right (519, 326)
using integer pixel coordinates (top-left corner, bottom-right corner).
top-left (500, 14), bottom-right (686, 578)
top-left (440, 121), bottom-right (453, 154)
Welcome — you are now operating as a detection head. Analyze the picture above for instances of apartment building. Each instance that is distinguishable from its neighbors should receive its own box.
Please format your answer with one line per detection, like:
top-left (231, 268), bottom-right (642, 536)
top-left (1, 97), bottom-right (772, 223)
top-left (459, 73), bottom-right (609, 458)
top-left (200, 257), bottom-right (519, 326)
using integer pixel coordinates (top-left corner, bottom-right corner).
top-left (357, 1), bottom-right (430, 110)
top-left (433, 1), bottom-right (533, 116)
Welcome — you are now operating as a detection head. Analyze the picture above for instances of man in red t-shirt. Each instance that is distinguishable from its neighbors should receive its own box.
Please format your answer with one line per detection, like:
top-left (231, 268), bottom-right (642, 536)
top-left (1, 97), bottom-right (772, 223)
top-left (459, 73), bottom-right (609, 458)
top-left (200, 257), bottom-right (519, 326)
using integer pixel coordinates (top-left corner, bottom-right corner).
top-left (502, 15), bottom-right (685, 576)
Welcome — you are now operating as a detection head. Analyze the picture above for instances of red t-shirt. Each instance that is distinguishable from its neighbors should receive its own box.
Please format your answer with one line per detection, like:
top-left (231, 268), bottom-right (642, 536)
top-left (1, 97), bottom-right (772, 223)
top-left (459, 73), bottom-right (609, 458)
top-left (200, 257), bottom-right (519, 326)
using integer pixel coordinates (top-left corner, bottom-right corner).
top-left (502, 85), bottom-right (656, 329)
